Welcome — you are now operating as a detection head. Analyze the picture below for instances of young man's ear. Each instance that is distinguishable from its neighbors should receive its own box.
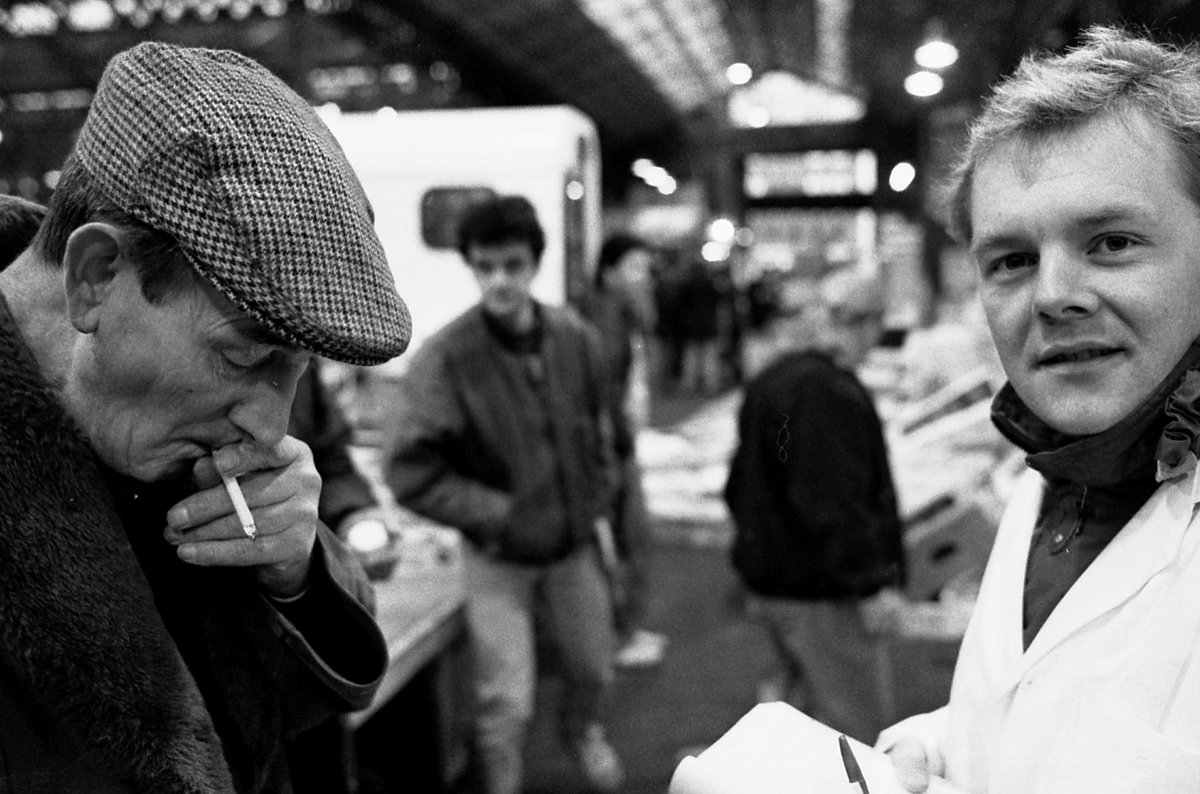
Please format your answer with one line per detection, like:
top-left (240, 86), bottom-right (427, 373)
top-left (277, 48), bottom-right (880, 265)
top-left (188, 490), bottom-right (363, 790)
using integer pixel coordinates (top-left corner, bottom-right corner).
top-left (62, 222), bottom-right (126, 333)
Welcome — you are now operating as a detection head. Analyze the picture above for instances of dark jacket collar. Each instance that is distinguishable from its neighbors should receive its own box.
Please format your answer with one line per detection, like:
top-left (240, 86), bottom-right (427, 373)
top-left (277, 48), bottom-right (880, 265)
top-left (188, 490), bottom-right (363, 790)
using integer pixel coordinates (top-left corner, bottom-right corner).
top-left (0, 293), bottom-right (233, 792)
top-left (991, 340), bottom-right (1200, 488)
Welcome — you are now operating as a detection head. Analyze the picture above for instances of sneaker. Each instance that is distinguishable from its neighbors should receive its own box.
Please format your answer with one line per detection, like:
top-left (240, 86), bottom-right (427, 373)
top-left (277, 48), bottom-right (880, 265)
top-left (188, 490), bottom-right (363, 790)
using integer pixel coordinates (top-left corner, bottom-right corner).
top-left (615, 629), bottom-right (668, 669)
top-left (573, 723), bottom-right (625, 791)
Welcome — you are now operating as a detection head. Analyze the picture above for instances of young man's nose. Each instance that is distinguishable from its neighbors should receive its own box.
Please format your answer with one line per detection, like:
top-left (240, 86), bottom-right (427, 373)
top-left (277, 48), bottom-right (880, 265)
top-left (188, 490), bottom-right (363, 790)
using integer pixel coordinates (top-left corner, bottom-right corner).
top-left (1033, 248), bottom-right (1100, 321)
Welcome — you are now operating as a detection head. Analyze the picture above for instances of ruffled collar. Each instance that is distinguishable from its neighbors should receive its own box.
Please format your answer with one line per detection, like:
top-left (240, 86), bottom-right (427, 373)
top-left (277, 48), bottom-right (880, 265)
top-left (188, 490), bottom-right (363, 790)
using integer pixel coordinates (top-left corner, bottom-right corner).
top-left (991, 340), bottom-right (1200, 488)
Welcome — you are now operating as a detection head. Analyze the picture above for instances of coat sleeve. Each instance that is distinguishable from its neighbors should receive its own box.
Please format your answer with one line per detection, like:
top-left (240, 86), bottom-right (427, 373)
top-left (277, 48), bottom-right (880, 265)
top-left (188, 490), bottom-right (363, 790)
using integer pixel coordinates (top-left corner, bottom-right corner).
top-left (381, 347), bottom-right (512, 545)
top-left (243, 523), bottom-right (389, 731)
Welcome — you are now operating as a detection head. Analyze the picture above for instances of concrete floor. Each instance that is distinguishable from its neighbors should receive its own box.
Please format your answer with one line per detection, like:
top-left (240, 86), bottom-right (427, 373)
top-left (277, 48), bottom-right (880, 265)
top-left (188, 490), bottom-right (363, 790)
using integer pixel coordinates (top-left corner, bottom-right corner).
top-left (523, 535), bottom-right (776, 793)
top-left (522, 390), bottom-right (777, 792)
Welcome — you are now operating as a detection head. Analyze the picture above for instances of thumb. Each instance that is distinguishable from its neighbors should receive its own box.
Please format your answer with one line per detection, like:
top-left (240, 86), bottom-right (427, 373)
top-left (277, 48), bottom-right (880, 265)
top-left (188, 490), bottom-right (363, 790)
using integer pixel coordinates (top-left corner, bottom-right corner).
top-left (887, 738), bottom-right (931, 793)
top-left (191, 455), bottom-right (222, 490)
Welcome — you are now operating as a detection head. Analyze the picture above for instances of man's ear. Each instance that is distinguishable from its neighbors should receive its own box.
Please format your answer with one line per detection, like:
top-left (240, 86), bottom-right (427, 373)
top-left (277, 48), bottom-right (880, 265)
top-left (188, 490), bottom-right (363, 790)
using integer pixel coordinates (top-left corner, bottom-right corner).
top-left (63, 222), bottom-right (126, 333)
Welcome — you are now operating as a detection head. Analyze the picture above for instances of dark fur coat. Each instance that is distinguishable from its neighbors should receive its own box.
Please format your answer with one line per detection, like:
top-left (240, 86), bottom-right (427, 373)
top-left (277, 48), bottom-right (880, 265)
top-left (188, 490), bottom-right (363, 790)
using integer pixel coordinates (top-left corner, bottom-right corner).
top-left (0, 297), bottom-right (385, 792)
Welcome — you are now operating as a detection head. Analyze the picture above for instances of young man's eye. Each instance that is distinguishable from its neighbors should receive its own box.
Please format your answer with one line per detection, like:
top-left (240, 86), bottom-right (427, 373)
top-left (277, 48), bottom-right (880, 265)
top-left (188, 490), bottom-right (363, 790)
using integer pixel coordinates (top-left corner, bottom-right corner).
top-left (985, 252), bottom-right (1037, 278)
top-left (1091, 234), bottom-right (1135, 255)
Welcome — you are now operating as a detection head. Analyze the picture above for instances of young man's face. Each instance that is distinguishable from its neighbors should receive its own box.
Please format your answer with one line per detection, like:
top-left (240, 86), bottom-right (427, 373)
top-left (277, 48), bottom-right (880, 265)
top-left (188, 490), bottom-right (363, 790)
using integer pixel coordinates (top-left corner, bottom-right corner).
top-left (69, 263), bottom-right (310, 482)
top-left (970, 112), bottom-right (1200, 435)
top-left (466, 239), bottom-right (539, 331)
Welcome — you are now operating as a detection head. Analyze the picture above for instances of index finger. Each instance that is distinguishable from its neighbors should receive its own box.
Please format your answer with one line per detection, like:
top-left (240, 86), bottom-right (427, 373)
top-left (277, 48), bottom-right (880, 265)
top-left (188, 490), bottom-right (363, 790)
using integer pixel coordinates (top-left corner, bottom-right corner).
top-left (212, 436), bottom-right (311, 478)
top-left (167, 476), bottom-right (249, 533)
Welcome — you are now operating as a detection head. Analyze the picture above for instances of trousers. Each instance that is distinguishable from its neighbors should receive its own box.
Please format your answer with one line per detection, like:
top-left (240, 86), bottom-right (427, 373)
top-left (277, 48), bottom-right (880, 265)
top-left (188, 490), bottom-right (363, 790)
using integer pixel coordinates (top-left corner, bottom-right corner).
top-left (745, 594), bottom-right (894, 744)
top-left (464, 542), bottom-right (616, 794)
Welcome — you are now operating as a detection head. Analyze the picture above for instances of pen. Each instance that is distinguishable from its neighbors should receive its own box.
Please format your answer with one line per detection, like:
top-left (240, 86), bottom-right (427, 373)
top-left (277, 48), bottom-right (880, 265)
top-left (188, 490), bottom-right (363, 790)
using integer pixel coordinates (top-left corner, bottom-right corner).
top-left (838, 734), bottom-right (870, 794)
top-left (221, 473), bottom-right (258, 540)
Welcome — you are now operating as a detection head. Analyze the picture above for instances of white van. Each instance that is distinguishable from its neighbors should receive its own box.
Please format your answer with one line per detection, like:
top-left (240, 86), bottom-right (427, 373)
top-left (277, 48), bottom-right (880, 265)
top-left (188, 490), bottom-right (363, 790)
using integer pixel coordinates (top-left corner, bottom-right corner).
top-left (321, 103), bottom-right (603, 372)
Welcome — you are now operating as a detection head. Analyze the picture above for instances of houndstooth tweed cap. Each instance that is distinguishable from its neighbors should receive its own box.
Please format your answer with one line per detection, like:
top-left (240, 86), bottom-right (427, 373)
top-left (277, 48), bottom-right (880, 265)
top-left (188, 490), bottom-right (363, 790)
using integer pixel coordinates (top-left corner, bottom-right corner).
top-left (75, 42), bottom-right (411, 366)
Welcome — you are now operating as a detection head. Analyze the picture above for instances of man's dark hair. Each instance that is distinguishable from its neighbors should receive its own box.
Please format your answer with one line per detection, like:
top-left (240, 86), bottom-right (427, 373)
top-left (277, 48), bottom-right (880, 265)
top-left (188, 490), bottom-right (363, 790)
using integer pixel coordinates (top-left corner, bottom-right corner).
top-left (595, 232), bottom-right (649, 288)
top-left (456, 194), bottom-right (545, 263)
top-left (0, 194), bottom-right (47, 267)
top-left (33, 154), bottom-right (194, 303)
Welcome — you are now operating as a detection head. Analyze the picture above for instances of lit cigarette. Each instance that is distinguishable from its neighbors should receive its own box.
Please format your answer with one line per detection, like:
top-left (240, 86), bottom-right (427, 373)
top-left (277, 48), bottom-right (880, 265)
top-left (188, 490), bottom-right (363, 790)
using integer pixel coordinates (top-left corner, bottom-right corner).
top-left (221, 473), bottom-right (258, 540)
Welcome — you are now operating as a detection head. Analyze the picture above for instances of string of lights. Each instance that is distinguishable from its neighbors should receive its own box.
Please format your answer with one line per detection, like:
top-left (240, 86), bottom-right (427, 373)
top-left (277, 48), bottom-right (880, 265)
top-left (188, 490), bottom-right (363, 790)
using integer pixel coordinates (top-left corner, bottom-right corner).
top-left (0, 0), bottom-right (346, 37)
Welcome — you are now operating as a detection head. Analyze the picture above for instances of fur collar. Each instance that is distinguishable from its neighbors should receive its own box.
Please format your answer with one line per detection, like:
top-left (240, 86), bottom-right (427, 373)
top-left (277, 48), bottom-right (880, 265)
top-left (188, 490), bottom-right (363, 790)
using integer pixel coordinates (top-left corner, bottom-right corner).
top-left (0, 295), bottom-right (234, 792)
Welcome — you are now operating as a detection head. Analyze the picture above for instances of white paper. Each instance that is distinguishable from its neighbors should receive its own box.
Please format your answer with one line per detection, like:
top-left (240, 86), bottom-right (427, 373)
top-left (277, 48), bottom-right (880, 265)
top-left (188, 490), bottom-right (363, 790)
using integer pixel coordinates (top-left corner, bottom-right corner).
top-left (668, 702), bottom-right (962, 794)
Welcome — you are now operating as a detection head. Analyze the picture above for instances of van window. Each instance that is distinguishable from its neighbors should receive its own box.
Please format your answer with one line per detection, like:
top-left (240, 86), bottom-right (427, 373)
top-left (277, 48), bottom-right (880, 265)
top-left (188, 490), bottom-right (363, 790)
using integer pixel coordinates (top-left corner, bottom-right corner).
top-left (421, 187), bottom-right (498, 249)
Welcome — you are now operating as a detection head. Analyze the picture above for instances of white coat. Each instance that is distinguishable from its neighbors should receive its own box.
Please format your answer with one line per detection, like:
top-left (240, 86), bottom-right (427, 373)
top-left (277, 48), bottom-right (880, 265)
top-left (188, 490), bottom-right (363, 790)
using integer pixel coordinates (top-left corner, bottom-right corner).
top-left (879, 465), bottom-right (1200, 792)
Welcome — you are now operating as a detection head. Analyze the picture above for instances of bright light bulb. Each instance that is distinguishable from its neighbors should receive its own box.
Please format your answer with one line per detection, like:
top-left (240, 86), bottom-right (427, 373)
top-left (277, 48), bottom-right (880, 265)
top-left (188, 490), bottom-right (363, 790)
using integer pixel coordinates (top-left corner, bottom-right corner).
top-left (888, 162), bottom-right (916, 192)
top-left (726, 62), bottom-right (753, 86)
top-left (701, 241), bottom-right (728, 262)
top-left (709, 218), bottom-right (736, 243)
top-left (747, 107), bottom-right (770, 128)
top-left (915, 39), bottom-right (958, 70)
top-left (904, 71), bottom-right (943, 97)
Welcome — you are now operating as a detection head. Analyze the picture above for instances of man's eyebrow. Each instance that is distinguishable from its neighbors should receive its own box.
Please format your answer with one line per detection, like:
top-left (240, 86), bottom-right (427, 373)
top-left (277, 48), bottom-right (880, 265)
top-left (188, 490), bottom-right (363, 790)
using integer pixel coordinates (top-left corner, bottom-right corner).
top-left (969, 231), bottom-right (1030, 259)
top-left (971, 204), bottom-right (1152, 256)
top-left (231, 322), bottom-right (299, 350)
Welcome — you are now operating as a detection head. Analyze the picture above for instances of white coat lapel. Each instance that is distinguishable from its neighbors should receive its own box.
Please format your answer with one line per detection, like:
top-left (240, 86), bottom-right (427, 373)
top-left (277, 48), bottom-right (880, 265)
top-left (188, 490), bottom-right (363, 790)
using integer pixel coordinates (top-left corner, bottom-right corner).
top-left (1023, 467), bottom-right (1200, 668)
top-left (968, 469), bottom-right (1041, 692)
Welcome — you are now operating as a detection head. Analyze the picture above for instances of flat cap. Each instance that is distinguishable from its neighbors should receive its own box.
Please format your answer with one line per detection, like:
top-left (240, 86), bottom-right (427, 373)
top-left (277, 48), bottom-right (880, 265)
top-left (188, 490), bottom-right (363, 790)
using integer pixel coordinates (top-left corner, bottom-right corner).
top-left (75, 42), bottom-right (410, 365)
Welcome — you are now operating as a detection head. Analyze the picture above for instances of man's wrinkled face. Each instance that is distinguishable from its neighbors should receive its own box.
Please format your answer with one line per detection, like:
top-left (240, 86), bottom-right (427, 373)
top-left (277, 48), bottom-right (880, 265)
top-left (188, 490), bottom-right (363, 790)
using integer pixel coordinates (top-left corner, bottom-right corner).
top-left (970, 112), bottom-right (1200, 435)
top-left (70, 267), bottom-right (311, 482)
top-left (466, 239), bottom-right (538, 331)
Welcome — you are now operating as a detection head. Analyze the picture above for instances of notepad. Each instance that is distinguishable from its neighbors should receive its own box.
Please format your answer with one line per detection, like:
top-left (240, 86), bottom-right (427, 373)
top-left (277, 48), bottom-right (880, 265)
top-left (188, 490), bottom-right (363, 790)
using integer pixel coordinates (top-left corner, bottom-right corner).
top-left (668, 702), bottom-right (962, 794)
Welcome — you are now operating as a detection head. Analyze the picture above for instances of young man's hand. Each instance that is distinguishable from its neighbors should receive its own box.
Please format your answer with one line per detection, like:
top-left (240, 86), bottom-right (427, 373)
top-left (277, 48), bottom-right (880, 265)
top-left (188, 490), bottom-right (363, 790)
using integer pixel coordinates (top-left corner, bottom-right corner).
top-left (887, 738), bottom-right (932, 793)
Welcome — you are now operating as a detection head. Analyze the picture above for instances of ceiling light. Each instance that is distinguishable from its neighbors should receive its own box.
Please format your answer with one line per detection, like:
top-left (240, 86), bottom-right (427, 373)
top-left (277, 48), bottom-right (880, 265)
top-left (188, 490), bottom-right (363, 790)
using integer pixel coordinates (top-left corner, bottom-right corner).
top-left (66, 0), bottom-right (116, 31)
top-left (915, 19), bottom-right (959, 70)
top-left (915, 39), bottom-right (958, 70)
top-left (726, 62), bottom-right (752, 86)
top-left (643, 165), bottom-right (669, 187)
top-left (701, 241), bottom-right (728, 262)
top-left (746, 107), bottom-right (770, 128)
top-left (904, 71), bottom-right (943, 98)
top-left (888, 162), bottom-right (916, 192)
top-left (708, 217), bottom-right (735, 243)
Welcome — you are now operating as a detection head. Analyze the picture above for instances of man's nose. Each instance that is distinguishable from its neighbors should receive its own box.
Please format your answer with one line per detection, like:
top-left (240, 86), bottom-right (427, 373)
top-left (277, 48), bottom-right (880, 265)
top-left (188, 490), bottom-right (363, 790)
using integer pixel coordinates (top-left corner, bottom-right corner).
top-left (1032, 246), bottom-right (1100, 321)
top-left (228, 374), bottom-right (301, 448)
top-left (482, 269), bottom-right (513, 289)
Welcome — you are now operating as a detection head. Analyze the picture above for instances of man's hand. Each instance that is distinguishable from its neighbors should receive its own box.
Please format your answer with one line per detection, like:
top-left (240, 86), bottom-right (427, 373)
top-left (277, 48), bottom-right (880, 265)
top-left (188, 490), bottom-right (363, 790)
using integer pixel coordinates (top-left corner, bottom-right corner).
top-left (164, 436), bottom-right (321, 598)
top-left (887, 738), bottom-right (932, 793)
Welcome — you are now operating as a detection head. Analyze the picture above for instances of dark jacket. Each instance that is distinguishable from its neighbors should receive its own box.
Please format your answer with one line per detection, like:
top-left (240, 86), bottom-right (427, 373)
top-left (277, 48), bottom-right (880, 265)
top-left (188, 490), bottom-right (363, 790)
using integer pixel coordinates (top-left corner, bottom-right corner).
top-left (384, 303), bottom-right (615, 564)
top-left (724, 350), bottom-right (905, 599)
top-left (0, 296), bottom-right (387, 793)
top-left (288, 363), bottom-right (376, 533)
top-left (578, 287), bottom-right (645, 459)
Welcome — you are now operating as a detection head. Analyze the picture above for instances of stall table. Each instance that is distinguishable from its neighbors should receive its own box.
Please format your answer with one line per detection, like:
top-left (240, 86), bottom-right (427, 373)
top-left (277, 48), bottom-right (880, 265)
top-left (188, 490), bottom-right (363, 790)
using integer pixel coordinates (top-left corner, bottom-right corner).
top-left (342, 548), bottom-right (468, 792)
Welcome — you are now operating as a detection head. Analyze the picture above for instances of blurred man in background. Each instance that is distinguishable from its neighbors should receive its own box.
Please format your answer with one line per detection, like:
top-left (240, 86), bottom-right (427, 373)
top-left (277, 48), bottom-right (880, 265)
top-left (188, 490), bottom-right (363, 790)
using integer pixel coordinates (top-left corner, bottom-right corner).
top-left (579, 232), bottom-right (668, 669)
top-left (724, 269), bottom-right (906, 743)
top-left (385, 195), bottom-right (624, 793)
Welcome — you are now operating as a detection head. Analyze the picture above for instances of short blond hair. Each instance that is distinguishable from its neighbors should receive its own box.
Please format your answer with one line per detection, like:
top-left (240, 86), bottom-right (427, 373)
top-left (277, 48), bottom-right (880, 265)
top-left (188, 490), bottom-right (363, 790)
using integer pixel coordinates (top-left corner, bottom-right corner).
top-left (948, 25), bottom-right (1200, 242)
